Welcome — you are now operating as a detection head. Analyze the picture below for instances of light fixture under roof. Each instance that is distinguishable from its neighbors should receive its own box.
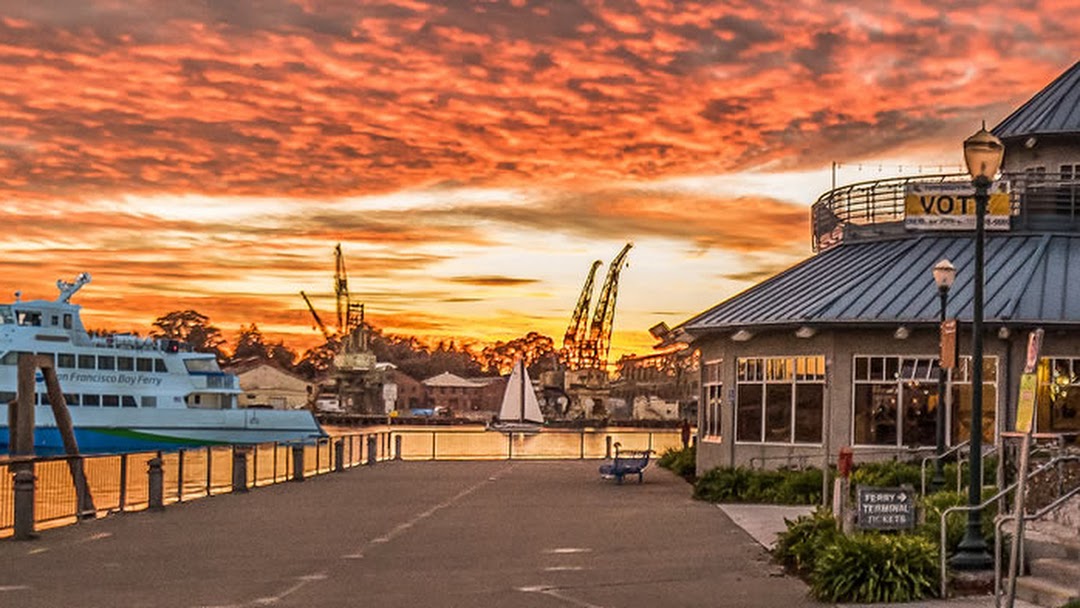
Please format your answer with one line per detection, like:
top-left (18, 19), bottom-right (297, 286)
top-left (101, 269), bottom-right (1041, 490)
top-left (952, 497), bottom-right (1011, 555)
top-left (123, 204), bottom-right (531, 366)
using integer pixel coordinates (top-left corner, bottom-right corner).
top-left (795, 326), bottom-right (816, 339)
top-left (894, 326), bottom-right (911, 340)
top-left (731, 329), bottom-right (753, 342)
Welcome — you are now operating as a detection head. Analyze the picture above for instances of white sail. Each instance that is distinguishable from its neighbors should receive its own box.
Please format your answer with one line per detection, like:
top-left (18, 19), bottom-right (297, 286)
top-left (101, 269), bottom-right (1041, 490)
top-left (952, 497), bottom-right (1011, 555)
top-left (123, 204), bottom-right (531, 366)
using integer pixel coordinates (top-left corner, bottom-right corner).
top-left (497, 359), bottom-right (544, 424)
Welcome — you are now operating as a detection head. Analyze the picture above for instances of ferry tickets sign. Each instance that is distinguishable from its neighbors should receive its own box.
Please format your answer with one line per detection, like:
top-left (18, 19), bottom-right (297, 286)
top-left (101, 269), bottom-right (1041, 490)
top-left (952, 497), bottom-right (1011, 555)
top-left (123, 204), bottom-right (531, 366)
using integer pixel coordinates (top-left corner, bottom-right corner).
top-left (904, 181), bottom-right (1011, 230)
top-left (856, 485), bottom-right (916, 530)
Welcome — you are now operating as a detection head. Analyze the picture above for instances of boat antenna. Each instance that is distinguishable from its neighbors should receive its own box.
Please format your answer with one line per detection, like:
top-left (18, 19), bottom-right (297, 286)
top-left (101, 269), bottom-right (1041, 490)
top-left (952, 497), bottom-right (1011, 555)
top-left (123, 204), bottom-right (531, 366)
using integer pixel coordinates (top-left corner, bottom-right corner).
top-left (56, 273), bottom-right (92, 303)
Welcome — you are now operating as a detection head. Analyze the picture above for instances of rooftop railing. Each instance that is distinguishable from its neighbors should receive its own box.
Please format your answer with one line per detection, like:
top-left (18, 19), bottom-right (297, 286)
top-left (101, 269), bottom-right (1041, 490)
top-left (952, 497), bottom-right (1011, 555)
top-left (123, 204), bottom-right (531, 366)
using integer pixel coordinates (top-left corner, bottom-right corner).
top-left (812, 171), bottom-right (1080, 251)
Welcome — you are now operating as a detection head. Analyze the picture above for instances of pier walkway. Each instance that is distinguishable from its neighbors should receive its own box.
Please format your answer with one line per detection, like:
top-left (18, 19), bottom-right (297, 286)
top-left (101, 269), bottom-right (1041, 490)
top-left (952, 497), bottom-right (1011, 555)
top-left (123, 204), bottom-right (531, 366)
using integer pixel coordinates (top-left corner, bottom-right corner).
top-left (0, 461), bottom-right (815, 608)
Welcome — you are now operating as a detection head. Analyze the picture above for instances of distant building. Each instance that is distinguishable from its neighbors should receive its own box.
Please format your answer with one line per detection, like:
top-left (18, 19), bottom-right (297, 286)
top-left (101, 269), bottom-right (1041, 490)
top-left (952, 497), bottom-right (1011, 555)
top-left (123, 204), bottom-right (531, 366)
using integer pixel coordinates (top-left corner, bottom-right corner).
top-left (422, 372), bottom-right (499, 416)
top-left (384, 366), bottom-right (425, 412)
top-left (227, 360), bottom-right (312, 410)
top-left (611, 348), bottom-right (700, 420)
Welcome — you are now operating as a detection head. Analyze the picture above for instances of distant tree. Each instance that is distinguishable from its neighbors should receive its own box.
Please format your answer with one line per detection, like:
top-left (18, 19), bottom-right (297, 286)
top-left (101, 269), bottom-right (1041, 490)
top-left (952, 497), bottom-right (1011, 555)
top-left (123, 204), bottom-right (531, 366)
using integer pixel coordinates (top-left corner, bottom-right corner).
top-left (151, 310), bottom-right (226, 360)
top-left (232, 324), bottom-right (270, 361)
top-left (479, 332), bottom-right (558, 376)
top-left (294, 338), bottom-right (338, 381)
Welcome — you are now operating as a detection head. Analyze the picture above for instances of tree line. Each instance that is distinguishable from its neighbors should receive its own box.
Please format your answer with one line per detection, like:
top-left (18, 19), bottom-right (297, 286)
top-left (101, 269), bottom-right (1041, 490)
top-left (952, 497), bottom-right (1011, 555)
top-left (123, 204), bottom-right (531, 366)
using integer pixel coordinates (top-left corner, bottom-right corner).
top-left (148, 310), bottom-right (560, 382)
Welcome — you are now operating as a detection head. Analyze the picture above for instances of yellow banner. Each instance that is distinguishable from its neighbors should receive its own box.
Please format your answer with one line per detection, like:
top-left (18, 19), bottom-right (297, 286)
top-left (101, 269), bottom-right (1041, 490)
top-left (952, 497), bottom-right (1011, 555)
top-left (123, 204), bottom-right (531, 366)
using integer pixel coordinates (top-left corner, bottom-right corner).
top-left (1015, 372), bottom-right (1037, 433)
top-left (904, 181), bottom-right (1011, 230)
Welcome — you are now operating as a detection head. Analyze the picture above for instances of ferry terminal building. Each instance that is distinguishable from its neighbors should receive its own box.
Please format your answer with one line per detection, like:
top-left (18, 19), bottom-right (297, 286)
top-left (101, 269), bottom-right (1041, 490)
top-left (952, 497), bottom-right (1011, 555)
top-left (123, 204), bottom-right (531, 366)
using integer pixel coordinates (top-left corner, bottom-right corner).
top-left (681, 61), bottom-right (1080, 472)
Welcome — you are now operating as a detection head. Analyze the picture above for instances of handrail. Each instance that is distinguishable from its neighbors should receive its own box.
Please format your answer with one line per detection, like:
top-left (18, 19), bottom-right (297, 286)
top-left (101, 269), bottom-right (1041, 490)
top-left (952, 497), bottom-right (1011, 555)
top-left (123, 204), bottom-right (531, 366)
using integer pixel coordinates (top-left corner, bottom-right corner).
top-left (957, 444), bottom-right (999, 495)
top-left (920, 441), bottom-right (970, 496)
top-left (994, 482), bottom-right (1080, 608)
top-left (938, 453), bottom-right (1080, 598)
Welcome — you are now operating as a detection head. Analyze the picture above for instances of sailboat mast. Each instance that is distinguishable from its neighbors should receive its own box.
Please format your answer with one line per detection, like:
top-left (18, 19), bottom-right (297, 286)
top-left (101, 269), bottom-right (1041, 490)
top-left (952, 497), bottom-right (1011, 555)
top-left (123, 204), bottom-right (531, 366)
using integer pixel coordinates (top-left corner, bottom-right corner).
top-left (519, 358), bottom-right (525, 422)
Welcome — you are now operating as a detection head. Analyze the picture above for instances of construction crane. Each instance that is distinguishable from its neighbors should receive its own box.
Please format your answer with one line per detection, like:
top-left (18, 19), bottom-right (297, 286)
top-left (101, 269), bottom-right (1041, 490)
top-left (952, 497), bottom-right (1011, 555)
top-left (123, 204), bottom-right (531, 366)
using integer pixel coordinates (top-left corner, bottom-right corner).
top-left (299, 291), bottom-right (331, 341)
top-left (578, 243), bottom-right (633, 370)
top-left (562, 260), bottom-right (602, 369)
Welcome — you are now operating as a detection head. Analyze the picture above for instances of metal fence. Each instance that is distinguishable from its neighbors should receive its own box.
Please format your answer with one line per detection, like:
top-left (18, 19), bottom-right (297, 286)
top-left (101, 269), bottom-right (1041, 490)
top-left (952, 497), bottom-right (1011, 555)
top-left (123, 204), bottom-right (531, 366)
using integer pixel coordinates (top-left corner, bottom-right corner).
top-left (2, 428), bottom-right (678, 539)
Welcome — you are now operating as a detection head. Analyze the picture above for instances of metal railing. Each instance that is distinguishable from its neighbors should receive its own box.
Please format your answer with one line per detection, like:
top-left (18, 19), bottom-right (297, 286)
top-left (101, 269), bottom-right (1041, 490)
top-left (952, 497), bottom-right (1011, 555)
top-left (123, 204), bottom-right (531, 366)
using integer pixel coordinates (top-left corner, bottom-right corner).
top-left (920, 441), bottom-right (970, 497)
top-left (812, 171), bottom-right (1080, 251)
top-left (938, 453), bottom-right (1080, 598)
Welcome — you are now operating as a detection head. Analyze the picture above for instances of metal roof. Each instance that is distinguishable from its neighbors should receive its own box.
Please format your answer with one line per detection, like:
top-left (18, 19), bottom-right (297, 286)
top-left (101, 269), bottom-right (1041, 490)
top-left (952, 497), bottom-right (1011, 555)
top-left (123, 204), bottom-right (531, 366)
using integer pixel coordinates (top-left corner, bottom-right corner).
top-left (683, 233), bottom-right (1080, 334)
top-left (994, 61), bottom-right (1080, 140)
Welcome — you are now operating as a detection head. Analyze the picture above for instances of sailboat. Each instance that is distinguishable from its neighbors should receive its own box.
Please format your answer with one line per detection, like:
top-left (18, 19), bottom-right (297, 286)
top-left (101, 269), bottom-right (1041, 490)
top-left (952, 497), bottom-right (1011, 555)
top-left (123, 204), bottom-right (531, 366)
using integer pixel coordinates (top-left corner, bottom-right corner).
top-left (488, 358), bottom-right (545, 433)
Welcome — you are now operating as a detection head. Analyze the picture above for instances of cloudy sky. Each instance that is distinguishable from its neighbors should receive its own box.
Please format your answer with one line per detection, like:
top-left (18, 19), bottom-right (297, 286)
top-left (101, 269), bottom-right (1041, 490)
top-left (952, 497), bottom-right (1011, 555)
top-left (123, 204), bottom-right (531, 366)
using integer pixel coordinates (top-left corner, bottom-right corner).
top-left (1, 1), bottom-right (1077, 362)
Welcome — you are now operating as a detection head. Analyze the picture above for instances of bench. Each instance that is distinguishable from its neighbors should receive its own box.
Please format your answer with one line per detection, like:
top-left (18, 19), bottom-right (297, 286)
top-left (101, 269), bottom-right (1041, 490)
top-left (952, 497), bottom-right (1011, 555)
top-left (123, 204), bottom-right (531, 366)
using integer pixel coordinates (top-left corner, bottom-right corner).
top-left (599, 449), bottom-right (652, 484)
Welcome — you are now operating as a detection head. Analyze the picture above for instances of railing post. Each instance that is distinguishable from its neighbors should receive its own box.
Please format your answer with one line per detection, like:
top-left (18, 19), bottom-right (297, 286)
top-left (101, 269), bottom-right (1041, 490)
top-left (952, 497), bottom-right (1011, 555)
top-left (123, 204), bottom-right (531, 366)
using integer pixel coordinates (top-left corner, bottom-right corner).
top-left (177, 449), bottom-right (185, 503)
top-left (367, 435), bottom-right (377, 465)
top-left (292, 444), bottom-right (305, 481)
top-left (251, 445), bottom-right (259, 487)
top-left (580, 431), bottom-right (585, 459)
top-left (395, 435), bottom-right (403, 461)
top-left (148, 457), bottom-right (164, 511)
top-left (272, 442), bottom-right (278, 483)
top-left (119, 453), bottom-right (129, 511)
top-left (605, 436), bottom-right (613, 459)
top-left (205, 448), bottom-right (213, 496)
top-left (334, 439), bottom-right (345, 473)
top-left (232, 447), bottom-right (248, 493)
top-left (13, 462), bottom-right (36, 540)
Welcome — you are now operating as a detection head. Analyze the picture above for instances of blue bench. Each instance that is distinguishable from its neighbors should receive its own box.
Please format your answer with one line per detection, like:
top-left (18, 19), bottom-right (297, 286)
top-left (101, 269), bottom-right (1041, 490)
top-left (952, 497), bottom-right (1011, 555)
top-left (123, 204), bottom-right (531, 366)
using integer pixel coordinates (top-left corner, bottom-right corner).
top-left (599, 449), bottom-right (652, 484)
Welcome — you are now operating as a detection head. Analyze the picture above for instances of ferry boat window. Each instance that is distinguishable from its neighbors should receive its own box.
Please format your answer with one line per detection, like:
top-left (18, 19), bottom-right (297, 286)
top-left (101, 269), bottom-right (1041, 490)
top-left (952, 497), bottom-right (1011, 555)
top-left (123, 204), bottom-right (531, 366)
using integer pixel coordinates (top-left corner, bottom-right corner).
top-left (50, 315), bottom-right (59, 326)
top-left (65, 394), bottom-right (78, 406)
top-left (117, 356), bottom-right (134, 371)
top-left (63, 314), bottom-right (72, 329)
top-left (141, 396), bottom-right (157, 408)
top-left (58, 353), bottom-right (76, 368)
top-left (184, 359), bottom-right (221, 373)
top-left (0, 352), bottom-right (17, 365)
top-left (102, 395), bottom-right (120, 407)
top-left (17, 311), bottom-right (42, 326)
top-left (35, 352), bottom-right (54, 365)
top-left (98, 356), bottom-right (115, 370)
top-left (78, 355), bottom-right (95, 369)
top-left (0, 305), bottom-right (13, 324)
top-left (136, 357), bottom-right (153, 372)
top-left (0, 391), bottom-right (14, 402)
top-left (121, 396), bottom-right (137, 408)
top-left (82, 394), bottom-right (100, 406)
top-left (154, 359), bottom-right (167, 373)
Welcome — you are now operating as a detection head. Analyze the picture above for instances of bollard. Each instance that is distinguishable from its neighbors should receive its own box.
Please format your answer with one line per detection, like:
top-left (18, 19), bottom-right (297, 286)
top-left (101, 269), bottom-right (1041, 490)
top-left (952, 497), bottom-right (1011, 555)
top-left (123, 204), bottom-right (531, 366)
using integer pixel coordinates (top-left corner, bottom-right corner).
top-left (148, 457), bottom-right (165, 510)
top-left (367, 435), bottom-right (377, 465)
top-left (231, 448), bottom-right (248, 493)
top-left (292, 444), bottom-right (305, 481)
top-left (13, 462), bottom-right (36, 540)
top-left (394, 435), bottom-right (403, 461)
top-left (334, 440), bottom-right (345, 473)
top-left (605, 436), bottom-right (613, 459)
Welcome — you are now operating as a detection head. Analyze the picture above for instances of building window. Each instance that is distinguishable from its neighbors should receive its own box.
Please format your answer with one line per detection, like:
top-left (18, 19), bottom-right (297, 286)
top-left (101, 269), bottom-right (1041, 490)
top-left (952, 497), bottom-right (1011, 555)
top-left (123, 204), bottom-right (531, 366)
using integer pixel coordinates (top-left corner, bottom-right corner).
top-left (701, 359), bottom-right (722, 441)
top-left (736, 356), bottom-right (825, 444)
top-left (852, 355), bottom-right (997, 447)
top-left (1037, 358), bottom-right (1080, 436)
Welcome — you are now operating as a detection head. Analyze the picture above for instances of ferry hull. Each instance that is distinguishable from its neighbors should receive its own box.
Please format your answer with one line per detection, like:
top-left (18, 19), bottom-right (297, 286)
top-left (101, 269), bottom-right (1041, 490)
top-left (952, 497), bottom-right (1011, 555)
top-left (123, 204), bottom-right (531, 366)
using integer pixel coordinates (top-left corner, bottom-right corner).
top-left (0, 406), bottom-right (327, 455)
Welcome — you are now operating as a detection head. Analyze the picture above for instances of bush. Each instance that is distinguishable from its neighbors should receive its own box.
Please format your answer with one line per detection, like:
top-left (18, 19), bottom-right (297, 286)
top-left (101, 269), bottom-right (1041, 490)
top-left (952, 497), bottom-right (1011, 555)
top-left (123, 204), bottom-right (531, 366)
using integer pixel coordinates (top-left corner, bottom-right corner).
top-left (693, 466), bottom-right (823, 505)
top-left (811, 533), bottom-right (938, 603)
top-left (657, 445), bottom-right (696, 480)
top-left (850, 460), bottom-right (921, 489)
top-left (917, 488), bottom-right (999, 555)
top-left (773, 507), bottom-right (839, 574)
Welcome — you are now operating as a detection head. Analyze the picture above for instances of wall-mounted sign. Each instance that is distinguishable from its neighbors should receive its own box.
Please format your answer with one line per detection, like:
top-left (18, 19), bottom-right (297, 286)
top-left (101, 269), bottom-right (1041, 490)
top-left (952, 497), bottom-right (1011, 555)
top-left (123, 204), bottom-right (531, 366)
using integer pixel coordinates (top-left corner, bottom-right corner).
top-left (856, 486), bottom-right (916, 530)
top-left (904, 182), bottom-right (1011, 230)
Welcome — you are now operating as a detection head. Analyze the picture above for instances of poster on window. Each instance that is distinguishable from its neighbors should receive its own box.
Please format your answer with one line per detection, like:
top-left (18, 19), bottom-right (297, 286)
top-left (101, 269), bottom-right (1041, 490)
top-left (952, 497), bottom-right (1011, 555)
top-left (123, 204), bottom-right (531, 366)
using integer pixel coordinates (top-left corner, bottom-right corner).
top-left (904, 182), bottom-right (1011, 230)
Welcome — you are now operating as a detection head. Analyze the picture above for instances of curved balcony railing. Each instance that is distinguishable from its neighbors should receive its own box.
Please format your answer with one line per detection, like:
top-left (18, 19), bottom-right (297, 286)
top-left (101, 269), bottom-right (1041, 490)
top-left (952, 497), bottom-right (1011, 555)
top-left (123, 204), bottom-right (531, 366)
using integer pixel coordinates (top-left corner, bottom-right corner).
top-left (812, 171), bottom-right (1080, 251)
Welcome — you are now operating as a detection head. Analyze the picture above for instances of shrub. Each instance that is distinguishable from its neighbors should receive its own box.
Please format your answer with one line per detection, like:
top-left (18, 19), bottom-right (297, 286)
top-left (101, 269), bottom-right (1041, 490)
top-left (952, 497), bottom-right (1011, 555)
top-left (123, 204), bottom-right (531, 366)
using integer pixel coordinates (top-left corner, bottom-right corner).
top-left (773, 507), bottom-right (839, 574)
top-left (917, 488), bottom-right (999, 555)
top-left (657, 445), bottom-right (696, 480)
top-left (811, 533), bottom-right (938, 603)
top-left (850, 459), bottom-right (921, 489)
top-left (693, 466), bottom-right (823, 505)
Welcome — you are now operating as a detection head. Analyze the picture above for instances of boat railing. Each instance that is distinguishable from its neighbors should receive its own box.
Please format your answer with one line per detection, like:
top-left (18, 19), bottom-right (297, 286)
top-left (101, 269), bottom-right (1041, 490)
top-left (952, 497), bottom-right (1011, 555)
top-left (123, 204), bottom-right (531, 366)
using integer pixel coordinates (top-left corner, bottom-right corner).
top-left (811, 171), bottom-right (1080, 251)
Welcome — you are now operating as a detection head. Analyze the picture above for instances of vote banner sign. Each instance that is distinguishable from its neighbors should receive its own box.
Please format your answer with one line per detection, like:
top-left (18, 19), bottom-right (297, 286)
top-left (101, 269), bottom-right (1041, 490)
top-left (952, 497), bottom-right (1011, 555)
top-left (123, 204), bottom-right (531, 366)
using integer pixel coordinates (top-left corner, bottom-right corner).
top-left (904, 181), bottom-right (1011, 231)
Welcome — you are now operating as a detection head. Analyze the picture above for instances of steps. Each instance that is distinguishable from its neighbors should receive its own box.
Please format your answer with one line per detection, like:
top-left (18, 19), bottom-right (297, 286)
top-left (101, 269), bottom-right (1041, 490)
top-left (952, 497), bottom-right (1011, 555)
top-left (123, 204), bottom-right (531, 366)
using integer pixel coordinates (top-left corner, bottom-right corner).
top-left (1014, 526), bottom-right (1080, 607)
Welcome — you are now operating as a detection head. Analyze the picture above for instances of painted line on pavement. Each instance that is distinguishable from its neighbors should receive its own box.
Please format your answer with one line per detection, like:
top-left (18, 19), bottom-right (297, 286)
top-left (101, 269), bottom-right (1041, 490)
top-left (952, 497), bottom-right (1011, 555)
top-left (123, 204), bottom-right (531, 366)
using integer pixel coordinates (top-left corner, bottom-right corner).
top-left (0, 586), bottom-right (31, 592)
top-left (517, 585), bottom-right (607, 608)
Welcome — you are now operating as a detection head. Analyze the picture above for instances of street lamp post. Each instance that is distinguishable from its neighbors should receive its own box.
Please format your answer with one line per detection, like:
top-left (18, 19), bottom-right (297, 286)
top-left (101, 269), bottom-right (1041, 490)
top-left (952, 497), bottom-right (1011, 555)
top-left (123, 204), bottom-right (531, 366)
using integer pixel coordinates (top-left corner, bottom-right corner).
top-left (950, 124), bottom-right (1004, 571)
top-left (931, 259), bottom-right (956, 493)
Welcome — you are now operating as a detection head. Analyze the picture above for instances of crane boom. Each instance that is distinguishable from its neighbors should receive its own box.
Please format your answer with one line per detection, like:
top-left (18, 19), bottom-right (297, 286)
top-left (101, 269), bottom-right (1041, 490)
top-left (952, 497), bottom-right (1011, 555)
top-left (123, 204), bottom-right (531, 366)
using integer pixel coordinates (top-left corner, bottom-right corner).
top-left (581, 242), bottom-right (633, 370)
top-left (300, 291), bottom-right (331, 341)
top-left (334, 243), bottom-right (349, 333)
top-left (562, 260), bottom-right (602, 369)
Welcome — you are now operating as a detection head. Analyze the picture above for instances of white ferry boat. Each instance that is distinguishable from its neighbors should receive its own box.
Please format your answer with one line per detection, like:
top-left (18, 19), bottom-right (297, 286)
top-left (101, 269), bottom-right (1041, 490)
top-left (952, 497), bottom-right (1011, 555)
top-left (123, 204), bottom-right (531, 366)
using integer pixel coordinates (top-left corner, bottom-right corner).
top-left (0, 274), bottom-right (326, 454)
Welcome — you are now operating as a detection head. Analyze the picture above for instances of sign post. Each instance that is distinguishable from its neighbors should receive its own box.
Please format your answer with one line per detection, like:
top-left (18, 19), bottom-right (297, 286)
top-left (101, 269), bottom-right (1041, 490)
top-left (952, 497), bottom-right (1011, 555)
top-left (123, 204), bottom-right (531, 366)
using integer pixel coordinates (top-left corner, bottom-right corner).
top-left (1005, 329), bottom-right (1044, 607)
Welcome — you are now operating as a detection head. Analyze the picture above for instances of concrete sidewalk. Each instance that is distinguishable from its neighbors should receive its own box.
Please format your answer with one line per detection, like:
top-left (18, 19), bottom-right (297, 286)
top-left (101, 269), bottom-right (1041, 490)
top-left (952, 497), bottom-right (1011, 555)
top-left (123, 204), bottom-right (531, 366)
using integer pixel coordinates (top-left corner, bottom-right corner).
top-left (716, 503), bottom-right (1038, 608)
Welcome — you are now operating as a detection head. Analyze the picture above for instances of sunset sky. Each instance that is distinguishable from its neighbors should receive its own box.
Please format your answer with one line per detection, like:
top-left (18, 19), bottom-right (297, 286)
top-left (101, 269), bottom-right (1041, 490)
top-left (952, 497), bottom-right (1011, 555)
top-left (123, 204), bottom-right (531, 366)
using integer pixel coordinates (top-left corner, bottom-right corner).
top-left (1, 1), bottom-right (1078, 363)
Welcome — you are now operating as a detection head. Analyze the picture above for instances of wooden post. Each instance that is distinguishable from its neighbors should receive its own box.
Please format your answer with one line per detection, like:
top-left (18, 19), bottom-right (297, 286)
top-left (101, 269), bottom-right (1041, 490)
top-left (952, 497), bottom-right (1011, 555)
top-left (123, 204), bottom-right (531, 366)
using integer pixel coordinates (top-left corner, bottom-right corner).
top-left (13, 355), bottom-right (37, 456)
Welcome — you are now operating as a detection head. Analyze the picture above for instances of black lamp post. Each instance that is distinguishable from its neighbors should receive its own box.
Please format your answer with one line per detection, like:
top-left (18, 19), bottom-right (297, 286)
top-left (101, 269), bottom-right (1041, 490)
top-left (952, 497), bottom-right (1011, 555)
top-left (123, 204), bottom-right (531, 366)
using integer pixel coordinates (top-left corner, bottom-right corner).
top-left (950, 124), bottom-right (1004, 571)
top-left (931, 259), bottom-right (956, 493)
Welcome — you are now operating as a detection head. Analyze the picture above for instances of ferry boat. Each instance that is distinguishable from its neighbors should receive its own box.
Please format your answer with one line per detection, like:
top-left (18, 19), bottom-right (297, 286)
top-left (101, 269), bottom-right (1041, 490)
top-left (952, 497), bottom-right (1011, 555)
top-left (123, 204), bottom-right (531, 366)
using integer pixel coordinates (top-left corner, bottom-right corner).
top-left (0, 274), bottom-right (326, 454)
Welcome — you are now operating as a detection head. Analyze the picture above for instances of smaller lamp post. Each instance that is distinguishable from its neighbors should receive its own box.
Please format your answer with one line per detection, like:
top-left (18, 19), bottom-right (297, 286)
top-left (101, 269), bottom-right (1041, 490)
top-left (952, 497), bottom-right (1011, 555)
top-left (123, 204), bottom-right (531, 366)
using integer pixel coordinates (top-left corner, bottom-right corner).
top-left (931, 259), bottom-right (956, 492)
top-left (950, 124), bottom-right (1004, 571)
